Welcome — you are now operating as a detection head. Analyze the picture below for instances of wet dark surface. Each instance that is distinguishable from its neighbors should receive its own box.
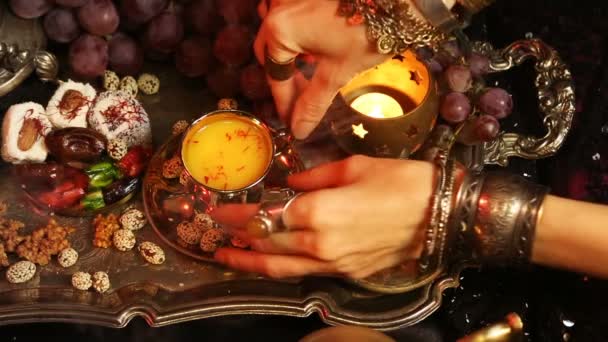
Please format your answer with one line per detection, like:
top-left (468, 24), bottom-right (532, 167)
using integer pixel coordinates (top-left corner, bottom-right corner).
top-left (2, 1), bottom-right (608, 341)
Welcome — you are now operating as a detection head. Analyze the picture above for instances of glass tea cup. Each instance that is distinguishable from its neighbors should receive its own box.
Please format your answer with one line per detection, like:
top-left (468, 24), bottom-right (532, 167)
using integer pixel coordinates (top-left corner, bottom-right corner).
top-left (180, 109), bottom-right (300, 208)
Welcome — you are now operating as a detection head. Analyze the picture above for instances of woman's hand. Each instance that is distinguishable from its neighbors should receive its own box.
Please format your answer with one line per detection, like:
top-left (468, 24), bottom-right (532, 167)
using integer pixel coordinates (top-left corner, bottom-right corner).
top-left (212, 156), bottom-right (436, 279)
top-left (255, 0), bottom-right (388, 139)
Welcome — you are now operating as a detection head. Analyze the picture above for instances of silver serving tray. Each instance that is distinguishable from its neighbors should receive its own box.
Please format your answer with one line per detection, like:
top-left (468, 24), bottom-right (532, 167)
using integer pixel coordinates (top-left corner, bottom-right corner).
top-left (0, 59), bottom-right (464, 330)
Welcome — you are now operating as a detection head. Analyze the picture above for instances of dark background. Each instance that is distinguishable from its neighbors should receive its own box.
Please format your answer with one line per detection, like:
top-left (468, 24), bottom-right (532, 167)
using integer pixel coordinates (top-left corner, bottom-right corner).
top-left (2, 0), bottom-right (608, 341)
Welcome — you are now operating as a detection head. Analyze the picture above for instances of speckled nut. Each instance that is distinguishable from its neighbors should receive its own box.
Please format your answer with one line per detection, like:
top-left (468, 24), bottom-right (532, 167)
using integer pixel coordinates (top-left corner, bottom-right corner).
top-left (57, 248), bottom-right (79, 268)
top-left (71, 272), bottom-right (92, 291)
top-left (6, 261), bottom-right (36, 284)
top-left (107, 139), bottom-right (128, 160)
top-left (138, 242), bottom-right (165, 265)
top-left (176, 221), bottom-right (203, 245)
top-left (113, 229), bottom-right (136, 251)
top-left (137, 73), bottom-right (160, 95)
top-left (119, 76), bottom-right (138, 98)
top-left (172, 120), bottom-right (189, 136)
top-left (230, 236), bottom-right (249, 248)
top-left (162, 156), bottom-right (183, 179)
top-left (119, 208), bottom-right (146, 231)
top-left (193, 212), bottom-right (214, 230)
top-left (92, 271), bottom-right (111, 293)
top-left (103, 70), bottom-right (120, 91)
top-left (217, 98), bottom-right (238, 110)
top-left (200, 228), bottom-right (226, 253)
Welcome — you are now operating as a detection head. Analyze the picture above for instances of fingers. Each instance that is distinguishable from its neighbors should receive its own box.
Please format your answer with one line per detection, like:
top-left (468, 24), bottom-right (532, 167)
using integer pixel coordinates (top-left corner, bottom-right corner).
top-left (257, 0), bottom-right (268, 19)
top-left (287, 155), bottom-right (368, 191)
top-left (210, 204), bottom-right (259, 229)
top-left (290, 61), bottom-right (350, 139)
top-left (214, 247), bottom-right (333, 278)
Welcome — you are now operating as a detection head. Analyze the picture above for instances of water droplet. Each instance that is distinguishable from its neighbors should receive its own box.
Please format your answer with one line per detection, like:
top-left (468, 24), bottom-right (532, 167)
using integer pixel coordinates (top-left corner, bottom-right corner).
top-left (592, 153), bottom-right (601, 161)
top-left (465, 313), bottom-right (470, 324)
top-left (525, 32), bottom-right (534, 38)
top-left (601, 125), bottom-right (608, 134)
top-left (563, 332), bottom-right (571, 341)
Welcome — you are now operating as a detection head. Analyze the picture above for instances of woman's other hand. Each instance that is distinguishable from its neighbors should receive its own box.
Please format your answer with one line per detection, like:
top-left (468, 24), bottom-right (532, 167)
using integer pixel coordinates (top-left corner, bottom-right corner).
top-left (255, 0), bottom-right (388, 139)
top-left (213, 156), bottom-right (436, 279)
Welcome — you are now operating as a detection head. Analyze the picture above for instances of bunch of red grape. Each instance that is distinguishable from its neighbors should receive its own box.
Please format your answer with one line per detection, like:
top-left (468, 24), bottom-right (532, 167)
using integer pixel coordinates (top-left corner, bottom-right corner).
top-left (418, 41), bottom-right (514, 144)
top-left (9, 0), bottom-right (274, 108)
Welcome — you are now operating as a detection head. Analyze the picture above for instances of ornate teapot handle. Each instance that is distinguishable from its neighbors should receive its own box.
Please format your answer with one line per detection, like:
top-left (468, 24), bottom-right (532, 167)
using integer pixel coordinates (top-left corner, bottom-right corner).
top-left (473, 39), bottom-right (575, 166)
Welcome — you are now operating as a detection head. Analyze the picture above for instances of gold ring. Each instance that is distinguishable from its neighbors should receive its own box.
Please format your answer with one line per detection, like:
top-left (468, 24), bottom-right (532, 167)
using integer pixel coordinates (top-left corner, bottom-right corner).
top-left (264, 46), bottom-right (296, 81)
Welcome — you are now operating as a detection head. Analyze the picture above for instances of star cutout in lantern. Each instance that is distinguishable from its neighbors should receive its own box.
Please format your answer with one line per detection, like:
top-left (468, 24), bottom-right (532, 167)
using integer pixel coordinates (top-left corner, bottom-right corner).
top-left (409, 70), bottom-right (423, 85)
top-left (352, 123), bottom-right (368, 139)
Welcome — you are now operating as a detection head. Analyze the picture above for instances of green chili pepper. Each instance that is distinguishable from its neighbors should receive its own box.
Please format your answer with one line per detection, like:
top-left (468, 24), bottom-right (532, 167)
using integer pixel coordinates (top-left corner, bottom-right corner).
top-left (108, 165), bottom-right (123, 179)
top-left (89, 173), bottom-right (114, 188)
top-left (81, 191), bottom-right (105, 210)
top-left (86, 161), bottom-right (114, 175)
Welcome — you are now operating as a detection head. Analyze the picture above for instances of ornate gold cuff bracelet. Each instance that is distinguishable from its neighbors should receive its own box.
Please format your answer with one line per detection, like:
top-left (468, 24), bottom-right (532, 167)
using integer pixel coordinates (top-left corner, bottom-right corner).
top-left (338, 0), bottom-right (449, 54)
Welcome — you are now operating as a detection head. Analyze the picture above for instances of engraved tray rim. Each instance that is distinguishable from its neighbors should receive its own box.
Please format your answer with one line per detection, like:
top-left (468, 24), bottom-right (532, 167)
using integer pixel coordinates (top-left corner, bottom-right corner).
top-left (0, 266), bottom-right (462, 330)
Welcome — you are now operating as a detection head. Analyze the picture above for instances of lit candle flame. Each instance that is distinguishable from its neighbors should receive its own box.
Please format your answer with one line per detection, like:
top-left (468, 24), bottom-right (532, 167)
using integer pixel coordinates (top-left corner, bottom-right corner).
top-left (350, 92), bottom-right (404, 119)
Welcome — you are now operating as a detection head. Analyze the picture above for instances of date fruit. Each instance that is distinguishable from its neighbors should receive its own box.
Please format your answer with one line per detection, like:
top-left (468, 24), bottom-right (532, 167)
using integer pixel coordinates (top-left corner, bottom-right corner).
top-left (45, 127), bottom-right (107, 163)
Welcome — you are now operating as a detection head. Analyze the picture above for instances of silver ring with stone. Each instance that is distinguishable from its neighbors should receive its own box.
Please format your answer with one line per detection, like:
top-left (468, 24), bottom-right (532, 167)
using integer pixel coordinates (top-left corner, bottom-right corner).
top-left (245, 192), bottom-right (302, 238)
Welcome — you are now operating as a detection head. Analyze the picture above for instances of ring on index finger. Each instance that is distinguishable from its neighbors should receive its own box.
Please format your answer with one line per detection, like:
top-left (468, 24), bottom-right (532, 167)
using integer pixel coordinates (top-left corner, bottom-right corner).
top-left (245, 192), bottom-right (302, 238)
top-left (264, 46), bottom-right (296, 81)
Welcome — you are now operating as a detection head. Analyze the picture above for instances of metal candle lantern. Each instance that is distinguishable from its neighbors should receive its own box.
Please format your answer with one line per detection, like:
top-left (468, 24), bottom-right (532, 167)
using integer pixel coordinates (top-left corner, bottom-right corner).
top-left (326, 50), bottom-right (438, 159)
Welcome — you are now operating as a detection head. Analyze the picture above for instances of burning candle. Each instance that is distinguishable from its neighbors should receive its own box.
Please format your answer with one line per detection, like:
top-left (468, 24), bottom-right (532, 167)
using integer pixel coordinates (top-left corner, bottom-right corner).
top-left (350, 92), bottom-right (404, 119)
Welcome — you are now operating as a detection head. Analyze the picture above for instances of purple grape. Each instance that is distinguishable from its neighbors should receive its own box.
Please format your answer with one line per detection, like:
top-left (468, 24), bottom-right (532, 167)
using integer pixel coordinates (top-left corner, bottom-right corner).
top-left (78, 0), bottom-right (120, 36)
top-left (478, 87), bottom-right (513, 119)
top-left (474, 114), bottom-right (500, 141)
top-left (175, 37), bottom-right (212, 78)
top-left (55, 0), bottom-right (89, 8)
top-left (426, 58), bottom-right (443, 74)
top-left (186, 0), bottom-right (220, 35)
top-left (108, 33), bottom-right (143, 76)
top-left (415, 46), bottom-right (434, 61)
top-left (69, 34), bottom-right (108, 79)
top-left (218, 0), bottom-right (257, 25)
top-left (439, 92), bottom-right (471, 124)
top-left (468, 53), bottom-right (491, 77)
top-left (213, 25), bottom-right (253, 66)
top-left (444, 65), bottom-right (472, 93)
top-left (142, 12), bottom-right (184, 54)
top-left (9, 0), bottom-right (52, 19)
top-left (43, 8), bottom-right (81, 43)
top-left (207, 67), bottom-right (241, 98)
top-left (442, 40), bottom-right (462, 58)
top-left (120, 0), bottom-right (168, 25)
top-left (240, 63), bottom-right (271, 100)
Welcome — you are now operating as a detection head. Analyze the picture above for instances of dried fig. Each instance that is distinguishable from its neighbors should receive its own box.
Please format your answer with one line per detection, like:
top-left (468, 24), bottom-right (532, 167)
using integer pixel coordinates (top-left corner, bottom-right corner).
top-left (45, 128), bottom-right (107, 163)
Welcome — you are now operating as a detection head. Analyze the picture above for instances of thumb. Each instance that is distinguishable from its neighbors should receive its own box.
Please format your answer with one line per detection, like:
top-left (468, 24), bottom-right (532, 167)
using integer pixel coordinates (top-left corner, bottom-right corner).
top-left (291, 61), bottom-right (350, 140)
top-left (287, 155), bottom-right (369, 191)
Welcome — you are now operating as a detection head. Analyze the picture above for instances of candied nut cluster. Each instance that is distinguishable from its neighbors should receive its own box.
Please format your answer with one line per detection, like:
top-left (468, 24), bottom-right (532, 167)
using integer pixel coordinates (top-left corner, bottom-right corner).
top-left (16, 219), bottom-right (75, 266)
top-left (0, 217), bottom-right (25, 252)
top-left (92, 214), bottom-right (120, 249)
top-left (0, 244), bottom-right (9, 267)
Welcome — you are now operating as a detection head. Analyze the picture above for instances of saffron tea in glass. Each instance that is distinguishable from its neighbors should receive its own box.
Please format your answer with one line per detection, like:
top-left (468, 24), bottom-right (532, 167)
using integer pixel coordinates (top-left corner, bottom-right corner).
top-left (181, 110), bottom-right (291, 205)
